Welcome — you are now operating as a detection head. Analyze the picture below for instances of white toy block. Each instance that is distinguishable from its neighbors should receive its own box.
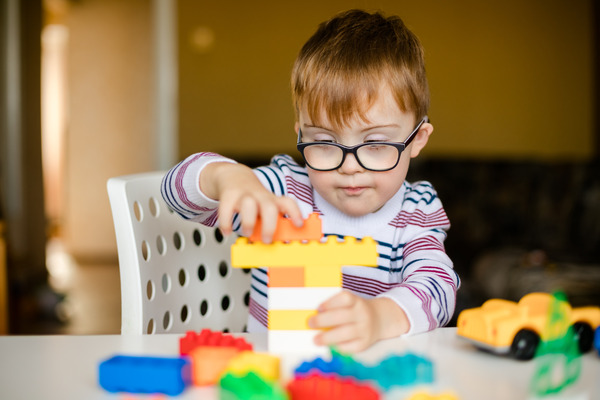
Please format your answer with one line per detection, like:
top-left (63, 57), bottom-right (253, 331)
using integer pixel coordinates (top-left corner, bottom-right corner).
top-left (268, 287), bottom-right (340, 310)
top-left (268, 330), bottom-right (327, 355)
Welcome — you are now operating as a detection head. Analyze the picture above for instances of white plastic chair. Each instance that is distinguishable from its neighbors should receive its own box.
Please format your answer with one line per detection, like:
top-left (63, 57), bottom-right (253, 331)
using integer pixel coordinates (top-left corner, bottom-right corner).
top-left (107, 172), bottom-right (251, 335)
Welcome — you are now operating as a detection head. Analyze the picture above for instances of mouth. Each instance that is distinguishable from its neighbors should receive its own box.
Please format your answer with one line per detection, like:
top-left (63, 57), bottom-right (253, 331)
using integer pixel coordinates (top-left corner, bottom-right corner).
top-left (340, 186), bottom-right (368, 195)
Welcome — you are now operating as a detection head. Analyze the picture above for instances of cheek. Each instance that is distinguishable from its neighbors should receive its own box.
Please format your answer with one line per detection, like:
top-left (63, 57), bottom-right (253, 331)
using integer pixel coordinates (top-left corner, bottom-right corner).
top-left (307, 169), bottom-right (329, 187)
top-left (307, 169), bottom-right (337, 200)
top-left (376, 164), bottom-right (409, 192)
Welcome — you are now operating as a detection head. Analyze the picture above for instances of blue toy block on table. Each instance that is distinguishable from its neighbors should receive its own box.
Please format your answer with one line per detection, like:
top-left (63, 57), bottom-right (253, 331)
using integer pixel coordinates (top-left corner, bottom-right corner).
top-left (595, 326), bottom-right (600, 355)
top-left (99, 354), bottom-right (191, 396)
top-left (295, 351), bottom-right (433, 391)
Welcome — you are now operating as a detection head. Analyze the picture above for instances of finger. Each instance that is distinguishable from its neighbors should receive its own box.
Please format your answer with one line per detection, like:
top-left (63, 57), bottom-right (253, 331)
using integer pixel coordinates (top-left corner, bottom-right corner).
top-left (314, 323), bottom-right (358, 347)
top-left (276, 196), bottom-right (304, 227)
top-left (217, 200), bottom-right (236, 236)
top-left (238, 197), bottom-right (258, 237)
top-left (317, 290), bottom-right (355, 312)
top-left (331, 337), bottom-right (369, 354)
top-left (309, 307), bottom-right (354, 329)
top-left (314, 324), bottom-right (371, 353)
top-left (258, 201), bottom-right (279, 243)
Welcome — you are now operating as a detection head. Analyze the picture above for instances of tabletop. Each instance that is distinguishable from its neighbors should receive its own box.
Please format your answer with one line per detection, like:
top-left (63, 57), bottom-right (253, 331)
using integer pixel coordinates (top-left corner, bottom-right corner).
top-left (0, 328), bottom-right (598, 400)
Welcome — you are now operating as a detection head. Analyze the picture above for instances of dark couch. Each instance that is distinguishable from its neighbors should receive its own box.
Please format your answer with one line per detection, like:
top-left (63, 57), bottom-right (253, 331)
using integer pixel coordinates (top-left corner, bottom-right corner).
top-left (407, 158), bottom-right (600, 320)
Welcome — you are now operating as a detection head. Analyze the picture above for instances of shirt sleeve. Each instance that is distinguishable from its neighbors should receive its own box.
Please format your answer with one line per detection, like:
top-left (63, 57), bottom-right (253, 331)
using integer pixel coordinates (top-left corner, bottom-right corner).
top-left (160, 152), bottom-right (236, 227)
top-left (377, 184), bottom-right (460, 335)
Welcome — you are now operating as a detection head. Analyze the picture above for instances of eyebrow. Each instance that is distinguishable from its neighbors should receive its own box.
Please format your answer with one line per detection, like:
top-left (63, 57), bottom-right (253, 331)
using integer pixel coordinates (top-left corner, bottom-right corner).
top-left (302, 123), bottom-right (401, 133)
top-left (361, 124), bottom-right (401, 132)
top-left (302, 123), bottom-right (334, 132)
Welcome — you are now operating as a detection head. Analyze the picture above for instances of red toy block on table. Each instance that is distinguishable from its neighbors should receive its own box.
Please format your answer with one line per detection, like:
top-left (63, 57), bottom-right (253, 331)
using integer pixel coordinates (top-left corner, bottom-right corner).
top-left (179, 329), bottom-right (252, 356)
top-left (249, 213), bottom-right (323, 243)
top-left (287, 373), bottom-right (380, 400)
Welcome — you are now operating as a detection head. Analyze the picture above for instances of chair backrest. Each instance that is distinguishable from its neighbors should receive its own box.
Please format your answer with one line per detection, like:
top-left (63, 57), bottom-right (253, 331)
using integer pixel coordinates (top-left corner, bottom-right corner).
top-left (107, 172), bottom-right (250, 335)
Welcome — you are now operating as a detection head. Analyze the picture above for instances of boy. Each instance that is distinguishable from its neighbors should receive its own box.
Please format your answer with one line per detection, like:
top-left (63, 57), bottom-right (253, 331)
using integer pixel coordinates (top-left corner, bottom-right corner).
top-left (162, 9), bottom-right (459, 353)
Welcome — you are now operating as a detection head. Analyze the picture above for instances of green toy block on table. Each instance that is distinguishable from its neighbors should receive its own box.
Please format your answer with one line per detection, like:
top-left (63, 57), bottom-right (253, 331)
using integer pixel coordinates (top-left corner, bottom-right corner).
top-left (530, 291), bottom-right (582, 396)
top-left (219, 371), bottom-right (288, 400)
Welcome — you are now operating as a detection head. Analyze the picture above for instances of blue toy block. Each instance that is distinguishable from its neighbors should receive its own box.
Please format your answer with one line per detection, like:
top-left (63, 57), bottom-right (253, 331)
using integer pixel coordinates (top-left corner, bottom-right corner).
top-left (595, 326), bottom-right (600, 355)
top-left (376, 353), bottom-right (434, 388)
top-left (99, 354), bottom-right (191, 396)
top-left (294, 352), bottom-right (433, 391)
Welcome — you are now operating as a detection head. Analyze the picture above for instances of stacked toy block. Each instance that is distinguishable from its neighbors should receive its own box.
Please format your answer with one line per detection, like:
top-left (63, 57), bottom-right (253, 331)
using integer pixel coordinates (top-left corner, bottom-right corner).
top-left (231, 213), bottom-right (378, 353)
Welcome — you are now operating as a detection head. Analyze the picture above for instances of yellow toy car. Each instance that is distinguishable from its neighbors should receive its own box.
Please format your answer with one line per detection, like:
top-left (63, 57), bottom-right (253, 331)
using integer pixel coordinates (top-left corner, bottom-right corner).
top-left (457, 292), bottom-right (600, 360)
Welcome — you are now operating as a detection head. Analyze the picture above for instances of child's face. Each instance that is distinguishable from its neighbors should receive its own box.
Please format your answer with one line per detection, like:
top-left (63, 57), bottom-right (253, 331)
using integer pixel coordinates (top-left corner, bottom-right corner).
top-left (296, 87), bottom-right (433, 217)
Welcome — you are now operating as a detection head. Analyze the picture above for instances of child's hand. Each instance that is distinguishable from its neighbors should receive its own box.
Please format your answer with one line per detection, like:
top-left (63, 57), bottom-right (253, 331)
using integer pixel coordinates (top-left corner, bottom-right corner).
top-left (308, 291), bottom-right (409, 353)
top-left (201, 162), bottom-right (303, 243)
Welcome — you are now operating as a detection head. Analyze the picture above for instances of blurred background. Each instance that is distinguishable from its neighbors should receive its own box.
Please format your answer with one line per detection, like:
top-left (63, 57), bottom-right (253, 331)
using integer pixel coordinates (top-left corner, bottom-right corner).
top-left (0, 0), bottom-right (598, 335)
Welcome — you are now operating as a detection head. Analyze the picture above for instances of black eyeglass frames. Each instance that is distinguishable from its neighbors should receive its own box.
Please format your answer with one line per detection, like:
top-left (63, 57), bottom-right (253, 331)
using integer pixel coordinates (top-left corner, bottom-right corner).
top-left (296, 116), bottom-right (428, 172)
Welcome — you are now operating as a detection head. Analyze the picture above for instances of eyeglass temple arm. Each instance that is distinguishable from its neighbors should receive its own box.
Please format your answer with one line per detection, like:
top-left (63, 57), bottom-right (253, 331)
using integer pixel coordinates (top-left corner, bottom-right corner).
top-left (404, 116), bottom-right (429, 146)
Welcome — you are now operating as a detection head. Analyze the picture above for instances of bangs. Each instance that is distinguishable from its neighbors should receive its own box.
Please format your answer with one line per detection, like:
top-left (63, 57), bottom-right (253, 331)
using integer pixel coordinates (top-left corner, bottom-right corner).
top-left (293, 61), bottom-right (416, 131)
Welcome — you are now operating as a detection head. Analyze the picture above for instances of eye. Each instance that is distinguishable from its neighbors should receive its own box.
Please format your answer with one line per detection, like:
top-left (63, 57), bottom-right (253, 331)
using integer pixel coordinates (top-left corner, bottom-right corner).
top-left (308, 135), bottom-right (336, 143)
top-left (314, 139), bottom-right (335, 143)
top-left (364, 133), bottom-right (391, 142)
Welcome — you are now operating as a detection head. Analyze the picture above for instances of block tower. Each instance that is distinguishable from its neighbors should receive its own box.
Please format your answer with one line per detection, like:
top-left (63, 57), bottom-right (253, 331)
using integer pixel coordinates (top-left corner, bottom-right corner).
top-left (231, 213), bottom-right (378, 353)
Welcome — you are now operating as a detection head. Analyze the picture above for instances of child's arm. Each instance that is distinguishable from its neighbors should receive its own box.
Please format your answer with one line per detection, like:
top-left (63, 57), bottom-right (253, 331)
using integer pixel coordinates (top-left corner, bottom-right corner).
top-left (200, 161), bottom-right (303, 242)
top-left (309, 235), bottom-right (457, 353)
top-left (308, 183), bottom-right (459, 353)
top-left (161, 153), bottom-right (303, 243)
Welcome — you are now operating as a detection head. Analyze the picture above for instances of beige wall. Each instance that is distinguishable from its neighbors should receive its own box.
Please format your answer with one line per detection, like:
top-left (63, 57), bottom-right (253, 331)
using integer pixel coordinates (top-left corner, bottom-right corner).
top-left (59, 0), bottom-right (594, 260)
top-left (63, 0), bottom-right (154, 259)
top-left (178, 0), bottom-right (593, 161)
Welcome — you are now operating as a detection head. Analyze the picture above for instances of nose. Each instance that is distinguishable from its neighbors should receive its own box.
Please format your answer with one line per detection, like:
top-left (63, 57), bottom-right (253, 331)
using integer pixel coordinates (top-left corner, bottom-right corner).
top-left (338, 152), bottom-right (364, 174)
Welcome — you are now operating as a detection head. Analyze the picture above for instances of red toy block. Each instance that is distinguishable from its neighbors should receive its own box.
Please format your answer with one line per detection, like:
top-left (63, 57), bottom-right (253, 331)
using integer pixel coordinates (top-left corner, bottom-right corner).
top-left (179, 329), bottom-right (253, 356)
top-left (249, 213), bottom-right (323, 243)
top-left (287, 373), bottom-right (380, 400)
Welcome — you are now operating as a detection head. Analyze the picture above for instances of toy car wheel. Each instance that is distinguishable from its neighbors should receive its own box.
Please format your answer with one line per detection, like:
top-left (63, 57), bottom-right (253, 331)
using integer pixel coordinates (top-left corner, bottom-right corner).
top-left (572, 322), bottom-right (593, 354)
top-left (510, 329), bottom-right (539, 360)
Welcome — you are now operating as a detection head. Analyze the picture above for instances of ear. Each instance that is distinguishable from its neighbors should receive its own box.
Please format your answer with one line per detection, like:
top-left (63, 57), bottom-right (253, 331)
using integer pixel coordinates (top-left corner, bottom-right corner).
top-left (294, 121), bottom-right (300, 135)
top-left (409, 122), bottom-right (433, 158)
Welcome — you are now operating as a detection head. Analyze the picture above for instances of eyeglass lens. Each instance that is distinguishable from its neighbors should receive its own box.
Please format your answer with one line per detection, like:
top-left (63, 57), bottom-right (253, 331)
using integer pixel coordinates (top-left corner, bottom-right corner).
top-left (303, 143), bottom-right (400, 171)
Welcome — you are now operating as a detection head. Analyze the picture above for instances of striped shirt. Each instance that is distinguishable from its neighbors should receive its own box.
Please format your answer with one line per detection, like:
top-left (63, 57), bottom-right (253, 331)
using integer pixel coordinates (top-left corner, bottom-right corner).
top-left (161, 152), bottom-right (460, 335)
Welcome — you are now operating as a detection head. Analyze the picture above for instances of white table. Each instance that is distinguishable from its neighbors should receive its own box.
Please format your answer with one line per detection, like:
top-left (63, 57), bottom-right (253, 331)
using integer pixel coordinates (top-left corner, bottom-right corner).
top-left (0, 328), bottom-right (598, 400)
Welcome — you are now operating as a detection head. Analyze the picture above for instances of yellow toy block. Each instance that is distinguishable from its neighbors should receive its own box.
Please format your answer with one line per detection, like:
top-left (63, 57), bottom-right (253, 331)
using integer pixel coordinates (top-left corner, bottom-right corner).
top-left (231, 235), bottom-right (378, 287)
top-left (407, 392), bottom-right (459, 400)
top-left (268, 309), bottom-right (316, 330)
top-left (304, 263), bottom-right (341, 287)
top-left (225, 350), bottom-right (280, 381)
top-left (232, 235), bottom-right (377, 268)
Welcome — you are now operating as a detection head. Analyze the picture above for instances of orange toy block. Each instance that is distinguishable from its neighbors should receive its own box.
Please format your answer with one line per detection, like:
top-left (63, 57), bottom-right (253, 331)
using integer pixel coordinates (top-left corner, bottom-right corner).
top-left (268, 267), bottom-right (305, 287)
top-left (250, 213), bottom-right (323, 243)
top-left (189, 346), bottom-right (241, 386)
